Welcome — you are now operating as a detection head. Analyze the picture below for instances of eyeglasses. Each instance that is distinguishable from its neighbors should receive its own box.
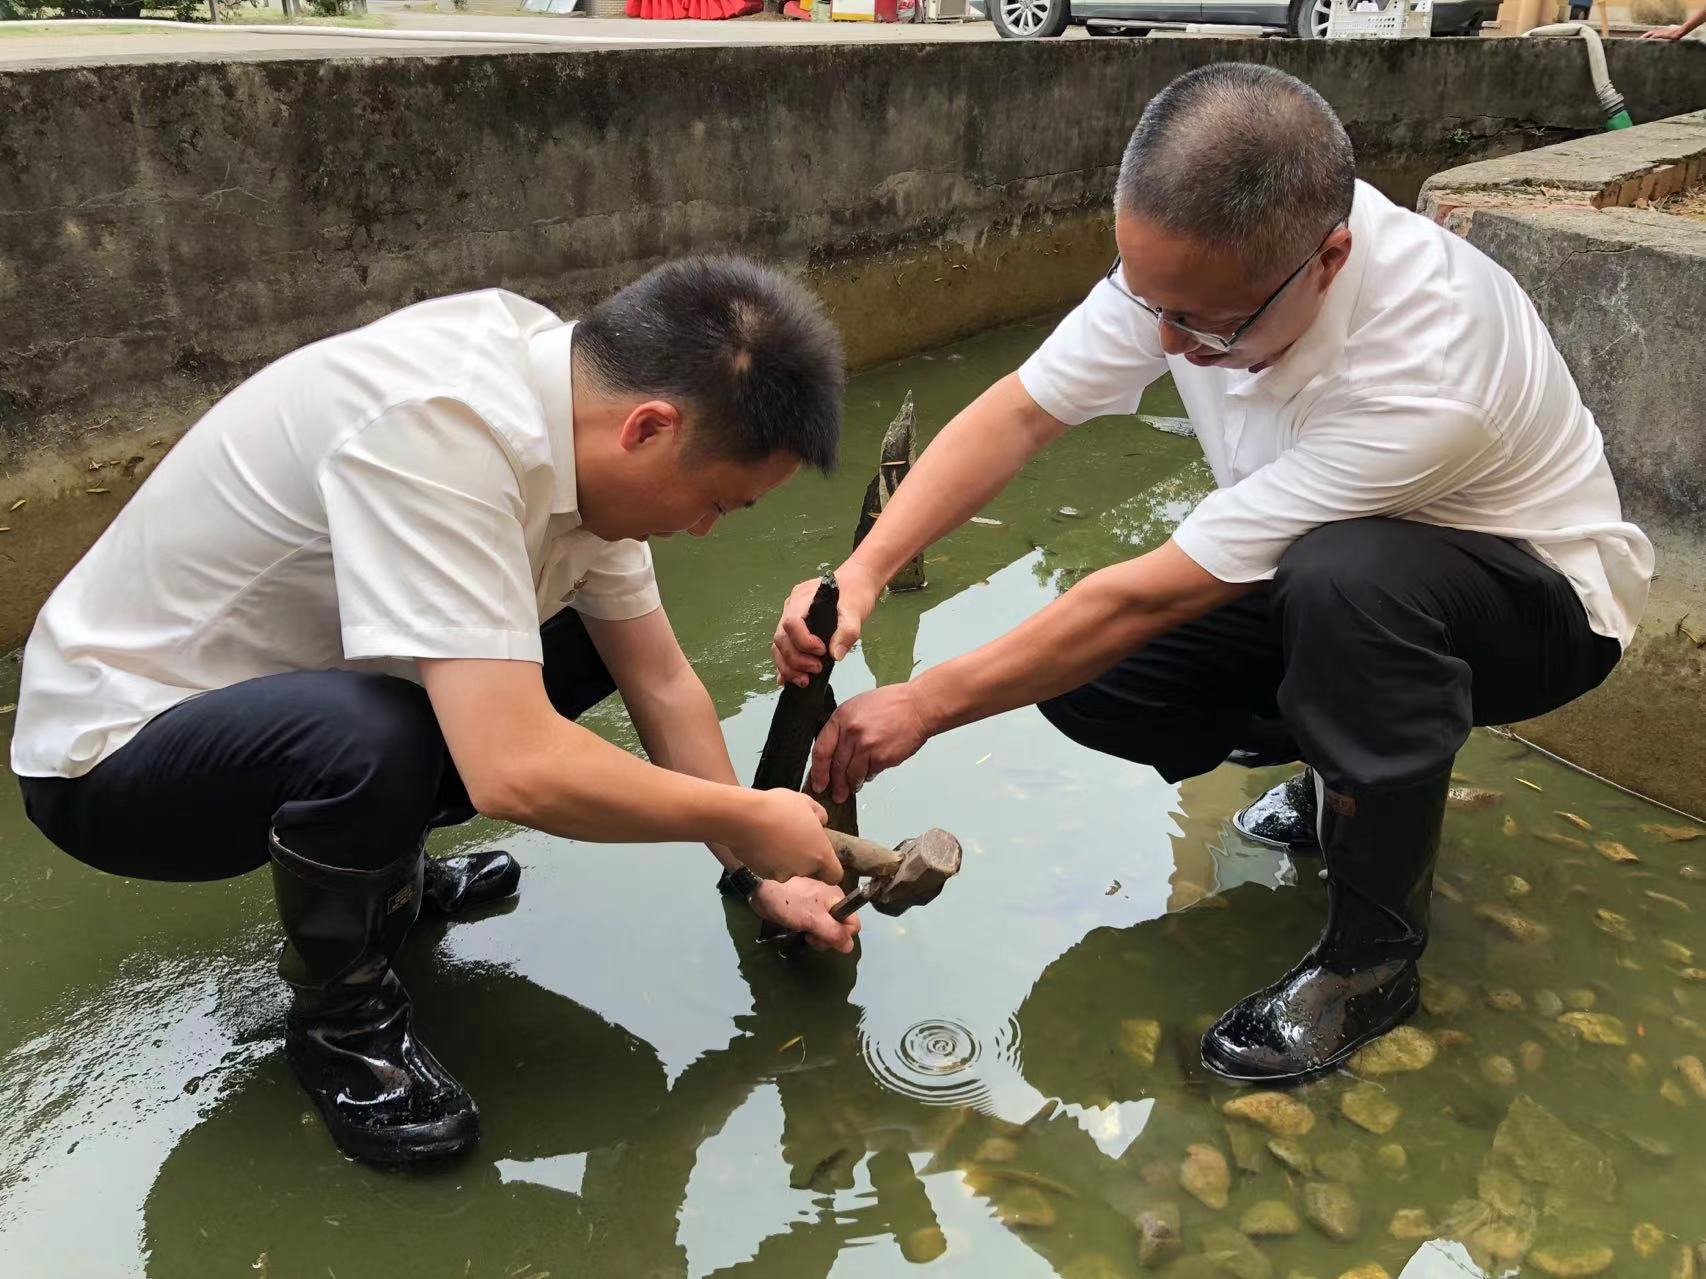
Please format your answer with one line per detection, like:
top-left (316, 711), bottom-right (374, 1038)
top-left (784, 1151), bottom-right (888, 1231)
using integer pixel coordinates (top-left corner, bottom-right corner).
top-left (1104, 224), bottom-right (1342, 355)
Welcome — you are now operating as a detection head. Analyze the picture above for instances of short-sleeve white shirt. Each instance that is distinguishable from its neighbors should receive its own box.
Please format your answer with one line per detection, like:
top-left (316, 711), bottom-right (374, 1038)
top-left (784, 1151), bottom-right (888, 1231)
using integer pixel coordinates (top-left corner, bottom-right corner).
top-left (1019, 181), bottom-right (1652, 650)
top-left (13, 289), bottom-right (661, 779)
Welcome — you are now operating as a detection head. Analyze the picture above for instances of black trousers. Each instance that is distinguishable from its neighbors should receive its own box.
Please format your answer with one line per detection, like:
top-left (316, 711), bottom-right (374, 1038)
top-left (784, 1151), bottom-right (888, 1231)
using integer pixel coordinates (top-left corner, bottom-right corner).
top-left (1039, 519), bottom-right (1622, 794)
top-left (19, 609), bottom-right (616, 883)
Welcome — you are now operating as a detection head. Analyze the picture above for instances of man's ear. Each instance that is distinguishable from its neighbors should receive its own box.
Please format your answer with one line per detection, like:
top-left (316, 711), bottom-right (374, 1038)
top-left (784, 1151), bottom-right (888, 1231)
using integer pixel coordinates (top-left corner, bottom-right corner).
top-left (1315, 227), bottom-right (1354, 295)
top-left (616, 400), bottom-right (684, 453)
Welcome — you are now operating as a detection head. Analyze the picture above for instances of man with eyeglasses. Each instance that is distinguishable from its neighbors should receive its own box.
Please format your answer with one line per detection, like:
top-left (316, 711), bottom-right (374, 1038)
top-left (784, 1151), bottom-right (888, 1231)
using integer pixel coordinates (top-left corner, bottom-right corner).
top-left (770, 63), bottom-right (1652, 1085)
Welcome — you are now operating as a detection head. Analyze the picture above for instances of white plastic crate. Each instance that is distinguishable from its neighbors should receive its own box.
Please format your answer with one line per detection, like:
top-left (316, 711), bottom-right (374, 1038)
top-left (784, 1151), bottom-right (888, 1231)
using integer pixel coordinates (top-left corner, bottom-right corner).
top-left (1325, 0), bottom-right (1431, 38)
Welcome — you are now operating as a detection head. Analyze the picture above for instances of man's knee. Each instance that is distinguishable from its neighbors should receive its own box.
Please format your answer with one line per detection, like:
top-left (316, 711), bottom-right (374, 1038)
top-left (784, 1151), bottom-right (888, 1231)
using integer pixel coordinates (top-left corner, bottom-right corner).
top-left (1039, 686), bottom-right (1224, 780)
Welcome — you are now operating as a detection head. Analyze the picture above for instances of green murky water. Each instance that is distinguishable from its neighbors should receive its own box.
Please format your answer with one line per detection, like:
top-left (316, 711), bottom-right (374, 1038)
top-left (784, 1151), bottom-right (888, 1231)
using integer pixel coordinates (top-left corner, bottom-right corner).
top-left (2, 317), bottom-right (1704, 1279)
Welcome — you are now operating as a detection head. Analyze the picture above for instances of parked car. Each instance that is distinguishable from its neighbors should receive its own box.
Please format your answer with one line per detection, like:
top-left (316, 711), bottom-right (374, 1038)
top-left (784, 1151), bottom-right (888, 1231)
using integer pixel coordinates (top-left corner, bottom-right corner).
top-left (989, 0), bottom-right (1492, 39)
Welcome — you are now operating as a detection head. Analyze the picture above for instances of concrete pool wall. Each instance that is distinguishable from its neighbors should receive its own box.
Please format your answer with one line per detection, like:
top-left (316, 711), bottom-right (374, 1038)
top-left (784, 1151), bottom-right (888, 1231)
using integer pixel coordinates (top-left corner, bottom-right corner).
top-left (2, 37), bottom-right (1704, 810)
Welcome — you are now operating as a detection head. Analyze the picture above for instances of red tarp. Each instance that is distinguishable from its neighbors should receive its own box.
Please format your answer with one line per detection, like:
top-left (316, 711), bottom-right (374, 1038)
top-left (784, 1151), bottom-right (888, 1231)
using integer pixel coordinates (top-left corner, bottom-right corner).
top-left (626, 0), bottom-right (762, 16)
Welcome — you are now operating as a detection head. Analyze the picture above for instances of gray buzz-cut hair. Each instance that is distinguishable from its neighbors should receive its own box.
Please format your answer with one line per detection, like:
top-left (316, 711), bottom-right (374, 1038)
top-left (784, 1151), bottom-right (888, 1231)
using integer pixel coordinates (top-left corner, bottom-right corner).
top-left (1115, 63), bottom-right (1356, 276)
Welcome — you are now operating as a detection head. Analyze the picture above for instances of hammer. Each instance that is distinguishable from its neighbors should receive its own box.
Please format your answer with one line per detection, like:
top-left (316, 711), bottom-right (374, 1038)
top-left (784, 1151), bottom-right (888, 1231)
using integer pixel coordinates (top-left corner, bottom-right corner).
top-left (772, 826), bottom-right (963, 954)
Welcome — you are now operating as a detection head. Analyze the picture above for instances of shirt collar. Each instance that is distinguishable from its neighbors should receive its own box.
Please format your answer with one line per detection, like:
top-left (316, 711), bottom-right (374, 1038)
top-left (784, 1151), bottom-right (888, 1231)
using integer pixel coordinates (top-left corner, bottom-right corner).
top-left (1231, 181), bottom-right (1375, 404)
top-left (528, 320), bottom-right (582, 519)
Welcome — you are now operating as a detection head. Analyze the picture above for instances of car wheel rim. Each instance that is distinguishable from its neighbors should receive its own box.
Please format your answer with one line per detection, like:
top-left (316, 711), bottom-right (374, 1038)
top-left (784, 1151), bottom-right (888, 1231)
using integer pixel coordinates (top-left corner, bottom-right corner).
top-left (1311, 0), bottom-right (1330, 33)
top-left (1001, 0), bottom-right (1048, 31)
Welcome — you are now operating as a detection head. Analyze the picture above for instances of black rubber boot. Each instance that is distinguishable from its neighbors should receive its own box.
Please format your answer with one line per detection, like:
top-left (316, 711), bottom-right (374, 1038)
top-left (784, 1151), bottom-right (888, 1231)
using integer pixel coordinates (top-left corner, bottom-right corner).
top-left (271, 837), bottom-right (480, 1165)
top-left (1201, 767), bottom-right (1450, 1085)
top-left (422, 851), bottom-right (521, 918)
top-left (1232, 768), bottom-right (1320, 853)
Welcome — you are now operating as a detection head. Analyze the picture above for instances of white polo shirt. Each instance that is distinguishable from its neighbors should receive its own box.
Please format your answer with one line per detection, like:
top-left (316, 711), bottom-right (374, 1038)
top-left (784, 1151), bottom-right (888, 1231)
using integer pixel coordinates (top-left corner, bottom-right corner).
top-left (1020, 181), bottom-right (1652, 650)
top-left (12, 290), bottom-right (661, 780)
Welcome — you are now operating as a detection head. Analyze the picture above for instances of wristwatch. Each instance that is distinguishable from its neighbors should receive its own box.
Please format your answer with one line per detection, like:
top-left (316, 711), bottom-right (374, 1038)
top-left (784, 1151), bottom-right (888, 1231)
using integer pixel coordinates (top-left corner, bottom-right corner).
top-left (716, 866), bottom-right (761, 904)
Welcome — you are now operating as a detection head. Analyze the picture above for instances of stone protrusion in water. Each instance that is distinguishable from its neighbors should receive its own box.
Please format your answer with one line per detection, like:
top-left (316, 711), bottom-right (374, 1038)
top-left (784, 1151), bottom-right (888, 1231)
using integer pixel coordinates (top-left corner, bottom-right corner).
top-left (1490, 1094), bottom-right (1618, 1201)
top-left (1476, 904), bottom-right (1551, 944)
top-left (1240, 1200), bottom-right (1301, 1238)
top-left (1420, 977), bottom-right (1467, 1015)
top-left (1200, 1227), bottom-right (1273, 1279)
top-left (1221, 1091), bottom-right (1317, 1138)
top-left (855, 393), bottom-right (925, 592)
top-left (1267, 1138), bottom-right (1313, 1175)
top-left (1340, 1084), bottom-right (1400, 1135)
top-left (1675, 1054), bottom-right (1706, 1099)
top-left (1388, 1207), bottom-right (1434, 1240)
top-left (1346, 1026), bottom-right (1437, 1076)
top-left (1180, 1144), bottom-right (1231, 1210)
top-left (1302, 1182), bottom-right (1361, 1242)
top-left (1120, 1018), bottom-right (1162, 1067)
top-left (1134, 1202), bottom-right (1182, 1269)
top-left (1484, 987), bottom-right (1525, 1012)
top-left (1559, 1012), bottom-right (1629, 1046)
top-left (1527, 1241), bottom-right (1617, 1276)
top-left (1482, 1055), bottom-right (1519, 1086)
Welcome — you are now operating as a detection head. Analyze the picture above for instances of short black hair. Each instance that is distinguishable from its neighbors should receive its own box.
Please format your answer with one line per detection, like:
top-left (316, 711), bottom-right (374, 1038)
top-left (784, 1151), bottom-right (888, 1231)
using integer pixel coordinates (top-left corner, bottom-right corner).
top-left (574, 256), bottom-right (844, 473)
top-left (1116, 64), bottom-right (1356, 276)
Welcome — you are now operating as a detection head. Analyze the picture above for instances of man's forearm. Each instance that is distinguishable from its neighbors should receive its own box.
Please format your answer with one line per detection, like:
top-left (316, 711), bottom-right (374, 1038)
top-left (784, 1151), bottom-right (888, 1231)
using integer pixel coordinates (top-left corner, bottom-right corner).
top-left (842, 373), bottom-right (1067, 590)
top-left (912, 543), bottom-right (1246, 735)
top-left (624, 666), bottom-right (747, 871)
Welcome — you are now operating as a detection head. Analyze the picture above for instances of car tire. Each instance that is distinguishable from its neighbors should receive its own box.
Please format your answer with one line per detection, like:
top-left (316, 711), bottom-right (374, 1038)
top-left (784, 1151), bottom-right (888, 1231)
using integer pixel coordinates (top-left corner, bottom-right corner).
top-left (992, 0), bottom-right (1071, 37)
top-left (1288, 0), bottom-right (1330, 35)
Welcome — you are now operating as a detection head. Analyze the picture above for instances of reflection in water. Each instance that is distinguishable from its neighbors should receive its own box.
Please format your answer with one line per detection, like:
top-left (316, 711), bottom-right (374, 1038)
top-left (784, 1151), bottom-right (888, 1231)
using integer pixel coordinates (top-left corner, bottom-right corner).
top-left (2, 317), bottom-right (1703, 1278)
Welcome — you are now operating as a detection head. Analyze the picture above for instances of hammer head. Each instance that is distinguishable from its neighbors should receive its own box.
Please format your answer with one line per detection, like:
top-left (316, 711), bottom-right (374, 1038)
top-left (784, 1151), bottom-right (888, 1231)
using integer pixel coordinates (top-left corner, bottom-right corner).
top-left (870, 827), bottom-right (962, 917)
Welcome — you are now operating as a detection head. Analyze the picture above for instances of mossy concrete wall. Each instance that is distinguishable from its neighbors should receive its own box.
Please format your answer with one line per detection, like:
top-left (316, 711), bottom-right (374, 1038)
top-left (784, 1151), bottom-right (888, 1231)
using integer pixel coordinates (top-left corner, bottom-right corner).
top-left (2, 38), bottom-right (1704, 657)
top-left (1424, 114), bottom-right (1706, 819)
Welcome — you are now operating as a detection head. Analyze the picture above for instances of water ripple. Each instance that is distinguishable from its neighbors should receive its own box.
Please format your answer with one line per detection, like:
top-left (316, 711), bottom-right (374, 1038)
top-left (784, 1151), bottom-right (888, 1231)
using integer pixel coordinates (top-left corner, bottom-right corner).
top-left (860, 1015), bottom-right (1022, 1110)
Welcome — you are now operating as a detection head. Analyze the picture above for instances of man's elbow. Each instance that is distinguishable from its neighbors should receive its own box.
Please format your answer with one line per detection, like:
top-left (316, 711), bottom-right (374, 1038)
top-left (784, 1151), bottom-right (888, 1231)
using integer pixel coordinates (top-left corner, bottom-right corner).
top-left (462, 767), bottom-right (538, 828)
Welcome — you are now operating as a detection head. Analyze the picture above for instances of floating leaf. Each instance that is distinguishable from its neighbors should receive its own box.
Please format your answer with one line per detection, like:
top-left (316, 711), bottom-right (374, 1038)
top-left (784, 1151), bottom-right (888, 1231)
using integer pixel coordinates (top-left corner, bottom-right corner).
top-left (1516, 778), bottom-right (1543, 791)
top-left (1555, 811), bottom-right (1594, 831)
top-left (777, 1035), bottom-right (803, 1053)
top-left (7, 499), bottom-right (24, 512)
top-left (1595, 840), bottom-right (1640, 864)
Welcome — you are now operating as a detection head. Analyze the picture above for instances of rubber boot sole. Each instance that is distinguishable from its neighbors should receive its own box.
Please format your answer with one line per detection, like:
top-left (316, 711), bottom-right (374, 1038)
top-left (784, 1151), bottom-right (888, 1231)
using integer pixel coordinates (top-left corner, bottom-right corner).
top-left (1199, 982), bottom-right (1421, 1087)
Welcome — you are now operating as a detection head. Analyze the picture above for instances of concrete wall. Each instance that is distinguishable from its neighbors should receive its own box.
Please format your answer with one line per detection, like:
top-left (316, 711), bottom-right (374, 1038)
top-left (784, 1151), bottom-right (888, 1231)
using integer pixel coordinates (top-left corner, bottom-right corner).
top-left (2, 37), bottom-right (1704, 652)
top-left (1423, 114), bottom-right (1706, 818)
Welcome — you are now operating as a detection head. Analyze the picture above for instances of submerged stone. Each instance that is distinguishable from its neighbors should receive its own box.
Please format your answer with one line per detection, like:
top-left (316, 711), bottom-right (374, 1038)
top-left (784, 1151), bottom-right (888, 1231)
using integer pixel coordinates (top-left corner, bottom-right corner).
top-left (1482, 1055), bottom-right (1519, 1087)
top-left (1674, 1245), bottom-right (1700, 1279)
top-left (1061, 1255), bottom-right (1121, 1279)
top-left (1595, 839), bottom-right (1639, 864)
top-left (1222, 1091), bottom-right (1317, 1138)
top-left (1181, 1143), bottom-right (1231, 1210)
top-left (1633, 1222), bottom-right (1667, 1259)
top-left (1121, 1018), bottom-right (1162, 1067)
top-left (1477, 1165), bottom-right (1527, 1215)
top-left (1559, 1012), bottom-right (1629, 1046)
top-left (1528, 1242), bottom-right (1616, 1277)
top-left (1315, 1149), bottom-right (1366, 1185)
top-left (1432, 1028), bottom-right (1472, 1049)
top-left (1448, 785), bottom-right (1504, 809)
top-left (1661, 939), bottom-right (1697, 965)
top-left (1504, 873), bottom-right (1532, 898)
top-left (1200, 1227), bottom-right (1273, 1279)
top-left (1335, 1267), bottom-right (1390, 1279)
top-left (902, 1226), bottom-right (948, 1263)
top-left (1304, 1182), bottom-right (1361, 1242)
top-left (1660, 1078), bottom-right (1690, 1107)
top-left (1243, 1138), bottom-right (1295, 1181)
top-left (1521, 1041), bottom-right (1547, 1072)
top-left (1375, 1143), bottom-right (1407, 1174)
top-left (1485, 987), bottom-right (1526, 1012)
top-left (1534, 989), bottom-right (1565, 1018)
top-left (1675, 1054), bottom-right (1706, 1099)
top-left (1389, 1208), bottom-right (1434, 1241)
top-left (1562, 987), bottom-right (1598, 1011)
top-left (1135, 1202), bottom-right (1182, 1270)
top-left (1490, 1094), bottom-right (1617, 1201)
top-left (1340, 1084), bottom-right (1400, 1135)
top-left (996, 1186), bottom-right (1057, 1229)
top-left (1226, 1122), bottom-right (1266, 1174)
top-left (1593, 909), bottom-right (1636, 942)
top-left (1348, 1026), bottom-right (1438, 1076)
top-left (1421, 976), bottom-right (1468, 1015)
top-left (1642, 822), bottom-right (1702, 841)
top-left (1478, 904), bottom-right (1551, 943)
top-left (1240, 1200), bottom-right (1301, 1238)
top-left (976, 1137), bottom-right (1019, 1163)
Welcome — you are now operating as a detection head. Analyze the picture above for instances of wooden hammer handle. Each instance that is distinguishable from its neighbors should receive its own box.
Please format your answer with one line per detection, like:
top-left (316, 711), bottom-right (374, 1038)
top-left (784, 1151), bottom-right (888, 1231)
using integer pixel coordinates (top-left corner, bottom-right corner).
top-left (825, 828), bottom-right (902, 878)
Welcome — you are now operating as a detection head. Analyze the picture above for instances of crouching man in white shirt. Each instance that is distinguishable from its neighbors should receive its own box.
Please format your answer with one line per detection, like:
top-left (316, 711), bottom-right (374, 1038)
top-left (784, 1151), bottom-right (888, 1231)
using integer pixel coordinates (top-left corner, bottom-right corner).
top-left (13, 257), bottom-right (860, 1166)
top-left (771, 65), bottom-right (1653, 1086)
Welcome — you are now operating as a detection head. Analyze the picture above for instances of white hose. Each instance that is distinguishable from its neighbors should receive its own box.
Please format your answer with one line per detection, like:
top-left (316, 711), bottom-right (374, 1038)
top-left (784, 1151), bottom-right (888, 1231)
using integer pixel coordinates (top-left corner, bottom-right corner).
top-left (1525, 21), bottom-right (1624, 118)
top-left (0, 16), bottom-right (727, 44)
